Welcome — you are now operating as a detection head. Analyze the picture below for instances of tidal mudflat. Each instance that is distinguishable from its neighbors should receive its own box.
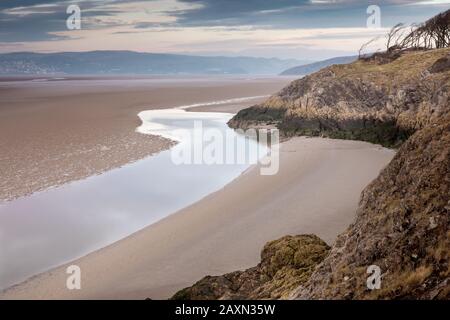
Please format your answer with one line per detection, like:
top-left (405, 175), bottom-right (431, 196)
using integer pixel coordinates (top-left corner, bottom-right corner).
top-left (0, 97), bottom-right (268, 291)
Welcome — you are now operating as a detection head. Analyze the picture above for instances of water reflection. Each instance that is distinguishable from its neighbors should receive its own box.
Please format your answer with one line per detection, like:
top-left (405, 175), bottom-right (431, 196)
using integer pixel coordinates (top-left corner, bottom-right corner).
top-left (0, 110), bottom-right (265, 290)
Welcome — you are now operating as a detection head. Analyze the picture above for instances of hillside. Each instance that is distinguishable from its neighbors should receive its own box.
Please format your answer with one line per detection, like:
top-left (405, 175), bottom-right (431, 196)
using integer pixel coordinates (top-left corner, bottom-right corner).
top-left (280, 56), bottom-right (357, 76)
top-left (0, 51), bottom-right (304, 75)
top-left (172, 48), bottom-right (450, 300)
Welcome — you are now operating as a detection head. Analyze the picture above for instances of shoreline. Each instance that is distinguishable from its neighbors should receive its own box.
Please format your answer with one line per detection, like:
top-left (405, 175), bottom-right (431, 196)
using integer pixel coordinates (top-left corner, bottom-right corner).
top-left (0, 136), bottom-right (394, 299)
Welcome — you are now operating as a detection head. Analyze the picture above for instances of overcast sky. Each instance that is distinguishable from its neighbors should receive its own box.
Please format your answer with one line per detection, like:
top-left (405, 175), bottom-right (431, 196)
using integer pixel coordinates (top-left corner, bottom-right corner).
top-left (0, 0), bottom-right (449, 59)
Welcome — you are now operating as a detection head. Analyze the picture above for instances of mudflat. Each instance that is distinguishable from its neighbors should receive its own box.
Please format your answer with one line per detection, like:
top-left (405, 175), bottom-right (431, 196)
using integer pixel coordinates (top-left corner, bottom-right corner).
top-left (0, 76), bottom-right (290, 201)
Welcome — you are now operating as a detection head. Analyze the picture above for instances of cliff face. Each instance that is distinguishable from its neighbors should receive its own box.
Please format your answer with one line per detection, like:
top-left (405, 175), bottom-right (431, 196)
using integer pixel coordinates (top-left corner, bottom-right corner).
top-left (173, 49), bottom-right (449, 300)
top-left (229, 48), bottom-right (450, 147)
top-left (295, 113), bottom-right (449, 299)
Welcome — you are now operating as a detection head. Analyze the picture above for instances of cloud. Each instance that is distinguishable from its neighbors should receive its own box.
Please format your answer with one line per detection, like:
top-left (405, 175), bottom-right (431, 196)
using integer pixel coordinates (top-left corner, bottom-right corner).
top-left (0, 1), bottom-right (59, 11)
top-left (0, 3), bottom-right (69, 42)
top-left (0, 0), bottom-right (448, 57)
top-left (0, 0), bottom-right (138, 42)
top-left (171, 0), bottom-right (443, 28)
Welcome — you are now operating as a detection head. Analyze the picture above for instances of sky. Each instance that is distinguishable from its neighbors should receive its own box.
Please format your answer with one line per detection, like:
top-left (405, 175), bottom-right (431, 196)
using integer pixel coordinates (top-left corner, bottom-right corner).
top-left (0, 0), bottom-right (449, 60)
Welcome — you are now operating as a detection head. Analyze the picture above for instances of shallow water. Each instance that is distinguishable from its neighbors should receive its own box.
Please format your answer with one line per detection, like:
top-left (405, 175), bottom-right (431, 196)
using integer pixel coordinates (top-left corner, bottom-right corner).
top-left (0, 107), bottom-right (267, 290)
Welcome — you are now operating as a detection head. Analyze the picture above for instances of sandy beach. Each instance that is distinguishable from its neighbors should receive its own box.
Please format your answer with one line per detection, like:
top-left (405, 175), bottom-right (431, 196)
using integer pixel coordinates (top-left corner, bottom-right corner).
top-left (0, 76), bottom-right (290, 201)
top-left (0, 136), bottom-right (394, 300)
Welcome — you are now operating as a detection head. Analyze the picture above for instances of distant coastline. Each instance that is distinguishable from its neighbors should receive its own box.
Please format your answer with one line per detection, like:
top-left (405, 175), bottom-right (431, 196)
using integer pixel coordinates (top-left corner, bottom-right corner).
top-left (0, 51), bottom-right (310, 76)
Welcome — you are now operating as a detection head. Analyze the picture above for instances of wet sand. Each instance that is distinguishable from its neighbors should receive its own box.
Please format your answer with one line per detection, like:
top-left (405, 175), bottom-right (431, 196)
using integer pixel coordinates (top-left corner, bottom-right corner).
top-left (0, 137), bottom-right (394, 300)
top-left (0, 76), bottom-right (290, 201)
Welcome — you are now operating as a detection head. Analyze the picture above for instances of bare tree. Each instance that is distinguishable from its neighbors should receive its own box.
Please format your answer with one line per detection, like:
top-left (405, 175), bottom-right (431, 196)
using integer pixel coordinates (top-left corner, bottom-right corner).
top-left (400, 9), bottom-right (449, 50)
top-left (386, 23), bottom-right (405, 51)
top-left (358, 9), bottom-right (449, 61)
top-left (359, 36), bottom-right (381, 58)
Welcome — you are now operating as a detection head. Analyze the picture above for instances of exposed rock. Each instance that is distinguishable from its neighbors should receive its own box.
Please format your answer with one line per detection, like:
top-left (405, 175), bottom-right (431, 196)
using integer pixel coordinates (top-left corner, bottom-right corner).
top-left (429, 54), bottom-right (450, 73)
top-left (294, 112), bottom-right (449, 299)
top-left (171, 235), bottom-right (330, 300)
top-left (229, 48), bottom-right (450, 147)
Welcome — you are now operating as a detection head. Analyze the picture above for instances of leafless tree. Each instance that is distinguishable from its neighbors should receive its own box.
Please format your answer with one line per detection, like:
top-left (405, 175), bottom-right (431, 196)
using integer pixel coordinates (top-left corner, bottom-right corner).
top-left (386, 23), bottom-right (405, 51)
top-left (359, 36), bottom-right (381, 58)
top-left (357, 9), bottom-right (449, 61)
top-left (400, 9), bottom-right (449, 49)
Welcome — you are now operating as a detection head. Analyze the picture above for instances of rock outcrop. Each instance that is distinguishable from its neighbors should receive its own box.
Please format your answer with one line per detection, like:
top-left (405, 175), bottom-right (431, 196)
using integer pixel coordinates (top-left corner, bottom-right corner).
top-left (171, 235), bottom-right (330, 300)
top-left (295, 112), bottom-right (449, 299)
top-left (229, 48), bottom-right (450, 147)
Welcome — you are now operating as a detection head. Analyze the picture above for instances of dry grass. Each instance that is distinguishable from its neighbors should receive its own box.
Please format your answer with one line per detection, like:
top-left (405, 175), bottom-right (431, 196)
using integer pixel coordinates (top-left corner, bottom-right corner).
top-left (334, 48), bottom-right (450, 86)
top-left (371, 266), bottom-right (433, 299)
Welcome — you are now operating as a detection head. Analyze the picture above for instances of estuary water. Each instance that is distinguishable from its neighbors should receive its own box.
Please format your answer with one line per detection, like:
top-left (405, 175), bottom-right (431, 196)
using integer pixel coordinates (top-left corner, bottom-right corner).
top-left (0, 105), bottom-right (267, 290)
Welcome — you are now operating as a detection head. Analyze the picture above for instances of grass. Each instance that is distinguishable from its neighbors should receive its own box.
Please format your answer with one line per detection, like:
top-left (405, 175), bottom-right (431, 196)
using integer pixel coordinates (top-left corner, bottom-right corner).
top-left (370, 265), bottom-right (433, 299)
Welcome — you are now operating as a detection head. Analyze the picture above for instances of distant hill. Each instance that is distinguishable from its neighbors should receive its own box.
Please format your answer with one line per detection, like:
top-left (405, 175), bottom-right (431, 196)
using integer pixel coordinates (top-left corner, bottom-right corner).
top-left (0, 51), bottom-right (306, 75)
top-left (280, 55), bottom-right (357, 76)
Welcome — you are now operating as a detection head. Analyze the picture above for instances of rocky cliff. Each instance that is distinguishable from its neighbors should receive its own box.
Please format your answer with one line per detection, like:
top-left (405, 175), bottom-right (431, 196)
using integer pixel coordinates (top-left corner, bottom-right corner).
top-left (295, 112), bottom-right (449, 299)
top-left (229, 48), bottom-right (450, 147)
top-left (172, 48), bottom-right (449, 300)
